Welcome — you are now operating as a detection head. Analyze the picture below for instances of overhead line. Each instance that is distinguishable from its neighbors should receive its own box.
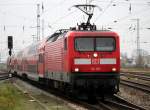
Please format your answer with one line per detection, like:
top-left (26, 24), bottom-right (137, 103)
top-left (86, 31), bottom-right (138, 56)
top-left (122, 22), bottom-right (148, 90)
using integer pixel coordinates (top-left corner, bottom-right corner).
top-left (42, 0), bottom-right (67, 15)
top-left (95, 0), bottom-right (150, 6)
top-left (0, 3), bottom-right (36, 6)
top-left (94, 0), bottom-right (114, 22)
top-left (51, 9), bottom-right (77, 26)
top-left (107, 7), bottom-right (150, 27)
top-left (0, 10), bottom-right (35, 22)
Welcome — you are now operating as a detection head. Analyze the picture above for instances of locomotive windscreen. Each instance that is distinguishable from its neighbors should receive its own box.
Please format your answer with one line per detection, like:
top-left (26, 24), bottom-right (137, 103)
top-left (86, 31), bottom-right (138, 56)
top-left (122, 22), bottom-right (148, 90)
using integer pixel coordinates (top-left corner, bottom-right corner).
top-left (75, 38), bottom-right (94, 51)
top-left (75, 37), bottom-right (115, 51)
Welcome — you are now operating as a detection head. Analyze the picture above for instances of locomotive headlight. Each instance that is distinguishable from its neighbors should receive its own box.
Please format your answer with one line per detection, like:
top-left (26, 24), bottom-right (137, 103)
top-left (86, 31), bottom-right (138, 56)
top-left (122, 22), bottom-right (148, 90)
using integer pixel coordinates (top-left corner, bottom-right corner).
top-left (93, 53), bottom-right (98, 57)
top-left (75, 68), bottom-right (79, 72)
top-left (74, 68), bottom-right (79, 72)
top-left (112, 68), bottom-right (116, 72)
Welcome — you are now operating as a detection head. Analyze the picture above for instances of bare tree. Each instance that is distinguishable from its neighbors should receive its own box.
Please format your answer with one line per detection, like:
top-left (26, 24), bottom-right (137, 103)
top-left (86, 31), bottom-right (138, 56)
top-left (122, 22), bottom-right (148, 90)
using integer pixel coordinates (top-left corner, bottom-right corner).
top-left (132, 49), bottom-right (149, 67)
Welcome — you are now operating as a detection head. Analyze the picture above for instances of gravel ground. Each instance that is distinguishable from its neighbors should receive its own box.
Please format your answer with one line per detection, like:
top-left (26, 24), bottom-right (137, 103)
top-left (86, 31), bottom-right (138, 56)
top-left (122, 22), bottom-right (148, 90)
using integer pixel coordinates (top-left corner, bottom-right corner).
top-left (14, 78), bottom-right (88, 110)
top-left (118, 85), bottom-right (150, 110)
top-left (120, 74), bottom-right (150, 110)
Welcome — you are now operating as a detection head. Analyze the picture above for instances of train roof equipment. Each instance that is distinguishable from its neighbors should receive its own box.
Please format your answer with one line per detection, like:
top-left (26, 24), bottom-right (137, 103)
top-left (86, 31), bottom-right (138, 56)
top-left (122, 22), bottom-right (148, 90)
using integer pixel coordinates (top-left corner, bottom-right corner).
top-left (71, 4), bottom-right (102, 31)
top-left (46, 4), bottom-right (103, 41)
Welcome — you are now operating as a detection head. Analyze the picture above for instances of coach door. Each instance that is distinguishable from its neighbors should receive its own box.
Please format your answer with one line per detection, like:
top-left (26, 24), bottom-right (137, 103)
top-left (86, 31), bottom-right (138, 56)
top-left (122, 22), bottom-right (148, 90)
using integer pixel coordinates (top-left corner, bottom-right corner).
top-left (38, 53), bottom-right (45, 78)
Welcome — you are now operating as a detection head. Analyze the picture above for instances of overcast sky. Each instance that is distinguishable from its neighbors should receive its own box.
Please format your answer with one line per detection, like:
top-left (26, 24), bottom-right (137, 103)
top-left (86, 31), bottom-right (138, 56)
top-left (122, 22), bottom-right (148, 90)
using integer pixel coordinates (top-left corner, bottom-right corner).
top-left (0, 0), bottom-right (150, 61)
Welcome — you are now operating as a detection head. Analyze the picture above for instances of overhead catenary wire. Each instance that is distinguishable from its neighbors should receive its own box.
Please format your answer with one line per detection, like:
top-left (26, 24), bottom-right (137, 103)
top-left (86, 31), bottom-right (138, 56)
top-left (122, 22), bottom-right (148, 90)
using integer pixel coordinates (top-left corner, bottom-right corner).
top-left (0, 0), bottom-right (150, 55)
top-left (0, 0), bottom-right (69, 23)
top-left (0, 0), bottom-right (149, 6)
top-left (95, 0), bottom-right (150, 6)
top-left (92, 0), bottom-right (150, 27)
top-left (0, 9), bottom-right (35, 22)
top-left (94, 0), bottom-right (114, 22)
top-left (0, 3), bottom-right (36, 6)
top-left (0, 0), bottom-right (149, 26)
top-left (106, 7), bottom-right (150, 29)
top-left (40, 0), bottom-right (68, 15)
top-left (0, 1), bottom-right (69, 33)
top-left (50, 9), bottom-right (78, 26)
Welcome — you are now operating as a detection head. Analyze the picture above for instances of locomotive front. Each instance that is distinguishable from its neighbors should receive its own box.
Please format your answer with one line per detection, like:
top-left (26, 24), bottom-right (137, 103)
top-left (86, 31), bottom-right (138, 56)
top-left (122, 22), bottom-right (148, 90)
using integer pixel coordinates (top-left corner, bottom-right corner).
top-left (67, 31), bottom-right (120, 95)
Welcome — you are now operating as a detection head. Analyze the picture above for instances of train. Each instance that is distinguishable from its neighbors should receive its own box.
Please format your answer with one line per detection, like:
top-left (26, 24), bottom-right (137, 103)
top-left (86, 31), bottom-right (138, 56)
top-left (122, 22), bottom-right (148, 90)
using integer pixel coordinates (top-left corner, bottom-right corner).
top-left (7, 4), bottom-right (120, 97)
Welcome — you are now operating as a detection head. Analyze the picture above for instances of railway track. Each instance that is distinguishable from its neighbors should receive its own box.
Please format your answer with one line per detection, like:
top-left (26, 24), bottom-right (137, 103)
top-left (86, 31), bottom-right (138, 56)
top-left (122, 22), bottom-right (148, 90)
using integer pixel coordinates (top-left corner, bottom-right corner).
top-left (97, 95), bottom-right (146, 110)
top-left (121, 73), bottom-right (150, 81)
top-left (14, 75), bottom-right (146, 110)
top-left (121, 72), bottom-right (150, 76)
top-left (14, 77), bottom-right (100, 110)
top-left (120, 79), bottom-right (150, 94)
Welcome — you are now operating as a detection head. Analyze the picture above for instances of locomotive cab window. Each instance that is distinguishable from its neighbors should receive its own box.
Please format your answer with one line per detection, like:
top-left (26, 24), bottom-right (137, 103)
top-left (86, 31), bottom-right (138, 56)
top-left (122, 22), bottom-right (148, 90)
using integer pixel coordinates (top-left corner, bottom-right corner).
top-left (96, 38), bottom-right (115, 51)
top-left (75, 37), bottom-right (115, 52)
top-left (75, 38), bottom-right (94, 51)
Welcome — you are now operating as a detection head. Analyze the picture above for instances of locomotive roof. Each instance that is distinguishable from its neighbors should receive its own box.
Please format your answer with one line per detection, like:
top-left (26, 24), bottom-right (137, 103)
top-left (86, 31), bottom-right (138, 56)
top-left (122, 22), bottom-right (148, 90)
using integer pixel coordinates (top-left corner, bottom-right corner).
top-left (67, 30), bottom-right (119, 36)
top-left (13, 29), bottom-right (119, 58)
top-left (46, 29), bottom-right (118, 41)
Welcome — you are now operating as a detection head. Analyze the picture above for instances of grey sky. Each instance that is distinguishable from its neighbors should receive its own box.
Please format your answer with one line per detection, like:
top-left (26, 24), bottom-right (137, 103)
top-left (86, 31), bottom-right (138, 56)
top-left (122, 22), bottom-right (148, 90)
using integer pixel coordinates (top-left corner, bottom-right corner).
top-left (0, 0), bottom-right (150, 61)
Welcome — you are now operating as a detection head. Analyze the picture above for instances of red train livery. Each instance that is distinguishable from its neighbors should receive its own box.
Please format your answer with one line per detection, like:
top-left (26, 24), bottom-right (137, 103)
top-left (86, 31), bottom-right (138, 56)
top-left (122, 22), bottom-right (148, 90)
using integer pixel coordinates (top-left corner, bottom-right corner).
top-left (8, 30), bottom-right (120, 95)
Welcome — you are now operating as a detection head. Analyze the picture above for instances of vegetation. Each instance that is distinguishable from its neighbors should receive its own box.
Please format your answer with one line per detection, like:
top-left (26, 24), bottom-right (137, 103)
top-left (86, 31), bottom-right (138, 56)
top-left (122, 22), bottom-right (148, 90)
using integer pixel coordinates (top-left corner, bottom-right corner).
top-left (0, 82), bottom-right (16, 110)
top-left (0, 81), bottom-right (45, 110)
top-left (0, 81), bottom-right (73, 110)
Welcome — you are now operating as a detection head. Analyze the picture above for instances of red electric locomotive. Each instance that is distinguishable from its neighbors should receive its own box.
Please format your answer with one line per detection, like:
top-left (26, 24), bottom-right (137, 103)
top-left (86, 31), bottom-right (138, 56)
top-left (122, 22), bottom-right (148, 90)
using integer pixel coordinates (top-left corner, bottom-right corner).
top-left (7, 4), bottom-right (120, 97)
top-left (45, 29), bottom-right (120, 95)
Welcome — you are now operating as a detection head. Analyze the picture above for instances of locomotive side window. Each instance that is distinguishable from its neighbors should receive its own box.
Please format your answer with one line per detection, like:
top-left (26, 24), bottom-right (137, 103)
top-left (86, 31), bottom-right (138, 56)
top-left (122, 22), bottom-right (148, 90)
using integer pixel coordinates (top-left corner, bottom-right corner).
top-left (96, 38), bottom-right (115, 51)
top-left (75, 38), bottom-right (94, 51)
top-left (47, 35), bottom-right (59, 42)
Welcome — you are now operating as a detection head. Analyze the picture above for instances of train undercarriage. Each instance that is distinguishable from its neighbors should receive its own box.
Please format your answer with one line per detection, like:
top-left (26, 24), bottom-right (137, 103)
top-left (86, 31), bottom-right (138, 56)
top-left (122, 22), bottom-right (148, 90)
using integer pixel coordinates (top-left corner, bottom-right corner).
top-left (12, 70), bottom-right (120, 100)
top-left (38, 72), bottom-right (120, 99)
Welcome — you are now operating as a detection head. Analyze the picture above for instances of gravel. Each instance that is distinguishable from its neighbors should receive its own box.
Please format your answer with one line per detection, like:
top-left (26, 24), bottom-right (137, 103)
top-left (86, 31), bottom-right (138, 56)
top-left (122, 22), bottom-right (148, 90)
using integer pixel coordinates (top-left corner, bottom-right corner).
top-left (118, 85), bottom-right (150, 110)
top-left (13, 78), bottom-right (88, 110)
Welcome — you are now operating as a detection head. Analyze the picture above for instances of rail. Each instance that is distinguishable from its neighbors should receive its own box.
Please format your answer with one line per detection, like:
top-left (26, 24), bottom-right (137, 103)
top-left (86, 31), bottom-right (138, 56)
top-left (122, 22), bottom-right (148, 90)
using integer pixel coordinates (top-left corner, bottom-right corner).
top-left (97, 95), bottom-right (146, 110)
top-left (14, 77), bottom-right (101, 110)
top-left (120, 79), bottom-right (150, 94)
top-left (15, 75), bottom-right (147, 110)
top-left (121, 73), bottom-right (150, 81)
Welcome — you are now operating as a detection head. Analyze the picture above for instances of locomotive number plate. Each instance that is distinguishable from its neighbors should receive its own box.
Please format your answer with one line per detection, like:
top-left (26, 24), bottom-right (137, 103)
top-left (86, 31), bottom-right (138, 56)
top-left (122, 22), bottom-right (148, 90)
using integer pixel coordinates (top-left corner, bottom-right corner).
top-left (92, 58), bottom-right (99, 64)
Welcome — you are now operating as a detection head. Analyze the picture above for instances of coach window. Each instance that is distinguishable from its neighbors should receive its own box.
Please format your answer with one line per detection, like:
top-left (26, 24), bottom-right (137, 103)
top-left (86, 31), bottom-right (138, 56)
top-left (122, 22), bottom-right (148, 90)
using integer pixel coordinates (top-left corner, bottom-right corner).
top-left (39, 54), bottom-right (44, 62)
top-left (64, 38), bottom-right (67, 50)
